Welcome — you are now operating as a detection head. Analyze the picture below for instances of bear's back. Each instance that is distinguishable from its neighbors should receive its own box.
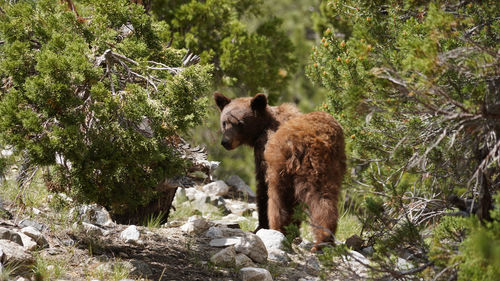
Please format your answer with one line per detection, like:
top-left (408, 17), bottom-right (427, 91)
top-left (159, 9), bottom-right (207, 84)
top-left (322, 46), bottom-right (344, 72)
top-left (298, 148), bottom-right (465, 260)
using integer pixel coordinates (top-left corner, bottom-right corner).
top-left (264, 111), bottom-right (346, 179)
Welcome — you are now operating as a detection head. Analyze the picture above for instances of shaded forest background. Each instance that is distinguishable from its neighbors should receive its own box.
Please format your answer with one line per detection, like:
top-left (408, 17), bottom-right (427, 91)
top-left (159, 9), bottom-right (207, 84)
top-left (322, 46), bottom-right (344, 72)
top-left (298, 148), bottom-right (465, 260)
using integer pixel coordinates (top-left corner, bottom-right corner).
top-left (0, 0), bottom-right (498, 280)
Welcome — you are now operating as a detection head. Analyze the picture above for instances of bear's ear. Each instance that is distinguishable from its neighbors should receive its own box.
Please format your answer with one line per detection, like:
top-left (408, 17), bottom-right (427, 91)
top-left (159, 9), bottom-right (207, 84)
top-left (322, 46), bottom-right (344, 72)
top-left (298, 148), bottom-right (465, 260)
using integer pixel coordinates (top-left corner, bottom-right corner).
top-left (251, 93), bottom-right (267, 112)
top-left (214, 92), bottom-right (231, 111)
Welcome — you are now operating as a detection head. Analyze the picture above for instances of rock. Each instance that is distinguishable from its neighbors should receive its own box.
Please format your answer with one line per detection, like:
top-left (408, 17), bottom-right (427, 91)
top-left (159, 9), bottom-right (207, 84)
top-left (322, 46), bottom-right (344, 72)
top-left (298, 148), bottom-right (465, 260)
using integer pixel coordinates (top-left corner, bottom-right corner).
top-left (173, 188), bottom-right (188, 203)
top-left (345, 234), bottom-right (364, 251)
top-left (239, 267), bottom-right (272, 281)
top-left (0, 240), bottom-right (34, 272)
top-left (212, 220), bottom-right (241, 229)
top-left (18, 232), bottom-right (37, 251)
top-left (18, 219), bottom-right (47, 232)
top-left (81, 222), bottom-right (110, 236)
top-left (233, 233), bottom-right (267, 264)
top-left (298, 239), bottom-right (313, 250)
top-left (235, 253), bottom-right (255, 267)
top-left (180, 216), bottom-right (210, 234)
top-left (120, 225), bottom-right (140, 243)
top-left (0, 227), bottom-right (23, 246)
top-left (210, 246), bottom-right (236, 266)
top-left (205, 226), bottom-right (224, 239)
top-left (226, 175), bottom-right (256, 198)
top-left (209, 237), bottom-right (240, 247)
top-left (221, 214), bottom-right (248, 224)
top-left (224, 200), bottom-right (255, 216)
top-left (267, 249), bottom-right (290, 264)
top-left (397, 257), bottom-right (412, 270)
top-left (346, 250), bottom-right (369, 265)
top-left (21, 226), bottom-right (49, 248)
top-left (72, 204), bottom-right (114, 227)
top-left (184, 188), bottom-right (207, 202)
top-left (361, 246), bottom-right (374, 256)
top-left (306, 256), bottom-right (321, 271)
top-left (164, 220), bottom-right (183, 228)
top-left (201, 180), bottom-right (230, 197)
top-left (256, 229), bottom-right (286, 251)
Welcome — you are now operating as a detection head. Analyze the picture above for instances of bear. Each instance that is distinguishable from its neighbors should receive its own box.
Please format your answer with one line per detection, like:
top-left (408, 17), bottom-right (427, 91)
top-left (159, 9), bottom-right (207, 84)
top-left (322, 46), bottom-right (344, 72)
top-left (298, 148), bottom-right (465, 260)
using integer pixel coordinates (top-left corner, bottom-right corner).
top-left (214, 92), bottom-right (346, 250)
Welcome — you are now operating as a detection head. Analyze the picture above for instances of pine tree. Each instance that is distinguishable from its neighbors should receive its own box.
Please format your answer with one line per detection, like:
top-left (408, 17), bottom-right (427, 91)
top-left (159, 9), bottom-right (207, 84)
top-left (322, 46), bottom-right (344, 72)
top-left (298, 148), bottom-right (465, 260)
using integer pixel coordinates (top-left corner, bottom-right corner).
top-left (309, 0), bottom-right (499, 279)
top-left (0, 0), bottom-right (212, 221)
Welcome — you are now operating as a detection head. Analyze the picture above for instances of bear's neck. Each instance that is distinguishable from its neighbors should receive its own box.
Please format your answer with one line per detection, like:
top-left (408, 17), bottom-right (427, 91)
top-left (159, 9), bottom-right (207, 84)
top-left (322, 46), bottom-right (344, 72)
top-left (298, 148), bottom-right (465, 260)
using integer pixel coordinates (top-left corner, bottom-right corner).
top-left (251, 103), bottom-right (300, 149)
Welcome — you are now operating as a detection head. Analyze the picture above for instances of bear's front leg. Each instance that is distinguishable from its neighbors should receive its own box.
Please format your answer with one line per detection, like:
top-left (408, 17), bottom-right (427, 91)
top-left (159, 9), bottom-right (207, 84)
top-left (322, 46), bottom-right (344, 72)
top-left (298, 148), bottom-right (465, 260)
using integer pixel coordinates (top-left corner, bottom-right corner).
top-left (254, 170), bottom-right (269, 232)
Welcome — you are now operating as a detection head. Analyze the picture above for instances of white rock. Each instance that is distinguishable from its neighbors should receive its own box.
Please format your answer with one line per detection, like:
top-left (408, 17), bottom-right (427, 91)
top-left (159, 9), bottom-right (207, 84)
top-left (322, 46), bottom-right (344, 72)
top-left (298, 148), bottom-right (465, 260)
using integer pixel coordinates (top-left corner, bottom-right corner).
top-left (201, 180), bottom-right (230, 197)
top-left (205, 226), bottom-right (224, 239)
top-left (234, 233), bottom-right (268, 264)
top-left (209, 237), bottom-right (241, 247)
top-left (184, 188), bottom-right (206, 202)
top-left (21, 226), bottom-right (49, 248)
top-left (18, 232), bottom-right (38, 251)
top-left (256, 229), bottom-right (286, 251)
top-left (81, 222), bottom-right (110, 236)
top-left (397, 257), bottom-right (412, 270)
top-left (0, 240), bottom-right (34, 269)
top-left (173, 187), bottom-right (188, 203)
top-left (235, 253), bottom-right (255, 268)
top-left (210, 246), bottom-right (236, 266)
top-left (252, 211), bottom-right (258, 219)
top-left (71, 204), bottom-right (114, 227)
top-left (120, 225), bottom-right (140, 242)
top-left (267, 248), bottom-right (290, 264)
top-left (226, 175), bottom-right (256, 198)
top-left (0, 227), bottom-right (23, 246)
top-left (221, 213), bottom-right (248, 223)
top-left (180, 216), bottom-right (209, 234)
top-left (224, 200), bottom-right (255, 216)
top-left (239, 267), bottom-right (273, 281)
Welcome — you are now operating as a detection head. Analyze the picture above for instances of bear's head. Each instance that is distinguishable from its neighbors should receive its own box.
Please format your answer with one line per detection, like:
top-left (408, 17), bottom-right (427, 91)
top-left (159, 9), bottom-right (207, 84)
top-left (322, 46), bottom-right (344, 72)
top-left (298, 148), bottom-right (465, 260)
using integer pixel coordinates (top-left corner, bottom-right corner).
top-left (214, 92), bottom-right (269, 150)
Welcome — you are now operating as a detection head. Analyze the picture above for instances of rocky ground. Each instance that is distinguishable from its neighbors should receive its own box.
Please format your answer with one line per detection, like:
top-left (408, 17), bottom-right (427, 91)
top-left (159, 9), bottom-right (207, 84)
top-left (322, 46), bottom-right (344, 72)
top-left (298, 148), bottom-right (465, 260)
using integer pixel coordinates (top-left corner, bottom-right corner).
top-left (0, 175), bottom-right (373, 281)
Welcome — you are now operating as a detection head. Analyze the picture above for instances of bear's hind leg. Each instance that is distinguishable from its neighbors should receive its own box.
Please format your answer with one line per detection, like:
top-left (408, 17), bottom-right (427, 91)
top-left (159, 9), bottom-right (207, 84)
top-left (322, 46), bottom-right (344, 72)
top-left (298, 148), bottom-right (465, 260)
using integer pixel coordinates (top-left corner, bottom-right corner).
top-left (306, 190), bottom-right (339, 251)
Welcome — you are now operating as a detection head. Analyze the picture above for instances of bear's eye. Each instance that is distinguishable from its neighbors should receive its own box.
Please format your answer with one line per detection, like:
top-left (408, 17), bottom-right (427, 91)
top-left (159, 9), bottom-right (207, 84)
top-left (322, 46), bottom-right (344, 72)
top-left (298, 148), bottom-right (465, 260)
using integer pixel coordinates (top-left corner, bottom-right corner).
top-left (222, 121), bottom-right (227, 129)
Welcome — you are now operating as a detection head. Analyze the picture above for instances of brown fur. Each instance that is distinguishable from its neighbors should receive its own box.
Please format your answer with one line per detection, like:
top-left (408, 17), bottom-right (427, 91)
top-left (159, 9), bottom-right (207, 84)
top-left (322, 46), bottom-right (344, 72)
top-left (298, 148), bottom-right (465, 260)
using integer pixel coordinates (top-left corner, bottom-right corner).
top-left (214, 93), bottom-right (345, 248)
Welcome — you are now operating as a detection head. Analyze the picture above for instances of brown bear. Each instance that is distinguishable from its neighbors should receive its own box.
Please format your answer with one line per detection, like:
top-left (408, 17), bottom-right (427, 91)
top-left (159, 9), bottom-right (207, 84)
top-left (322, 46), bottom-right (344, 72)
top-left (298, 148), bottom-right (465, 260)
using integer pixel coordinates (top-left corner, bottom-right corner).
top-left (214, 92), bottom-right (346, 250)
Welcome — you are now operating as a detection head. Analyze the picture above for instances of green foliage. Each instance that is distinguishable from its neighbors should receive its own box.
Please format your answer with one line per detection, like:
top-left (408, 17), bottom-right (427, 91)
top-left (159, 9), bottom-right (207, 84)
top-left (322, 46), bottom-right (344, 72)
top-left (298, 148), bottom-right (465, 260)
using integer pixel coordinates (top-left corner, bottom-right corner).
top-left (457, 194), bottom-right (500, 281)
top-left (0, 0), bottom-right (212, 219)
top-left (308, 0), bottom-right (499, 278)
top-left (150, 0), bottom-right (296, 95)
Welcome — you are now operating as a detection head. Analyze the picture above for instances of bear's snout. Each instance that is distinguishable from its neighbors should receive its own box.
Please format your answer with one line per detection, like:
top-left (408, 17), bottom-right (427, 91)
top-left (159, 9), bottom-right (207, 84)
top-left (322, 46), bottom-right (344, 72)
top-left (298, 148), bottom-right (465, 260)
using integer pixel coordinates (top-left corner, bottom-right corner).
top-left (221, 138), bottom-right (232, 150)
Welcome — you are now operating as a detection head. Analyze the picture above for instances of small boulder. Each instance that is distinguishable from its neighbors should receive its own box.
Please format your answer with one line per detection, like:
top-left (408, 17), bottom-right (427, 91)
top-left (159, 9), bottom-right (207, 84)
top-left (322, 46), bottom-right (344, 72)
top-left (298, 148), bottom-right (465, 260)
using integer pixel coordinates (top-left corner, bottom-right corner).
top-left (18, 232), bottom-right (38, 251)
top-left (72, 204), bottom-right (114, 227)
top-left (267, 248), bottom-right (290, 264)
top-left (235, 253), bottom-right (255, 268)
top-left (81, 222), bottom-right (110, 236)
top-left (120, 225), bottom-right (140, 243)
top-left (210, 246), bottom-right (236, 266)
top-left (21, 226), bottom-right (49, 248)
top-left (18, 219), bottom-right (47, 232)
top-left (224, 200), bottom-right (254, 216)
top-left (0, 227), bottom-right (23, 246)
top-left (233, 233), bottom-right (267, 264)
top-left (201, 180), bottom-right (230, 197)
top-left (209, 237), bottom-right (240, 247)
top-left (0, 240), bottom-right (34, 272)
top-left (239, 267), bottom-right (273, 281)
top-left (256, 229), bottom-right (286, 251)
top-left (225, 175), bottom-right (256, 198)
top-left (180, 216), bottom-right (210, 234)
